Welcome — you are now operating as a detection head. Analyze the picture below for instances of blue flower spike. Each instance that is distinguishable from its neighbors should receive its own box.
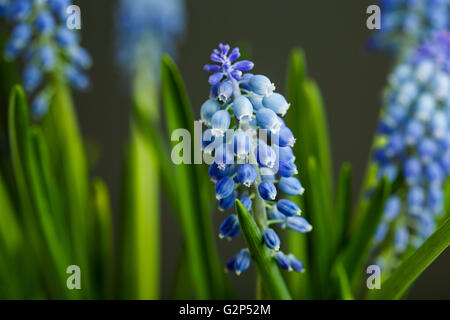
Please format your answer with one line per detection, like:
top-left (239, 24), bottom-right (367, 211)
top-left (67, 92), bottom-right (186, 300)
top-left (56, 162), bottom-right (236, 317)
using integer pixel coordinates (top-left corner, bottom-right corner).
top-left (2, 0), bottom-right (92, 117)
top-left (372, 31), bottom-right (450, 264)
top-left (200, 43), bottom-right (311, 275)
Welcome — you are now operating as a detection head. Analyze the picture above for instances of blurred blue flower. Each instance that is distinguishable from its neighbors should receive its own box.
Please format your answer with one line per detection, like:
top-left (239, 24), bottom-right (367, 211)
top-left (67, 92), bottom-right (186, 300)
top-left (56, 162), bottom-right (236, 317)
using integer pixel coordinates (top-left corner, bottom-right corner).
top-left (115, 0), bottom-right (185, 82)
top-left (201, 43), bottom-right (312, 275)
top-left (1, 0), bottom-right (91, 117)
top-left (373, 31), bottom-right (450, 257)
top-left (370, 0), bottom-right (450, 56)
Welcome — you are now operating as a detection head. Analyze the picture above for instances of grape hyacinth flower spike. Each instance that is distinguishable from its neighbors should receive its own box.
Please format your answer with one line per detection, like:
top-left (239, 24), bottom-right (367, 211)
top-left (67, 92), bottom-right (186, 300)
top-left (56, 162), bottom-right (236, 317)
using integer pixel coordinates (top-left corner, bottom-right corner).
top-left (1, 0), bottom-right (92, 117)
top-left (201, 43), bottom-right (312, 275)
top-left (115, 0), bottom-right (185, 84)
top-left (370, 0), bottom-right (450, 56)
top-left (372, 31), bottom-right (450, 269)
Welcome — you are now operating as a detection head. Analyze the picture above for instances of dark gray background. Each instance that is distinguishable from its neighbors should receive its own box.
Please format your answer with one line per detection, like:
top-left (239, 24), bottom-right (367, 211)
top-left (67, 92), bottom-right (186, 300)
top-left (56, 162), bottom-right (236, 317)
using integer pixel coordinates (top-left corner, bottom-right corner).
top-left (74, 0), bottom-right (449, 299)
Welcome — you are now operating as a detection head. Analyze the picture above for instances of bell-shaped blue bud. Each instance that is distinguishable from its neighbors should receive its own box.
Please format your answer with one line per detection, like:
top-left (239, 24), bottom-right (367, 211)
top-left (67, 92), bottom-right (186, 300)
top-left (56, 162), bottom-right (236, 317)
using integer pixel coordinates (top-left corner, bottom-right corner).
top-left (287, 254), bottom-right (304, 273)
top-left (255, 141), bottom-right (277, 168)
top-left (234, 249), bottom-right (251, 275)
top-left (211, 110), bottom-right (231, 137)
top-left (249, 75), bottom-right (275, 96)
top-left (201, 99), bottom-right (221, 126)
top-left (233, 96), bottom-right (253, 123)
top-left (415, 93), bottom-right (435, 121)
top-left (226, 256), bottom-right (236, 272)
top-left (23, 63), bottom-right (42, 92)
top-left (240, 73), bottom-right (253, 90)
top-left (236, 164), bottom-right (256, 187)
top-left (414, 60), bottom-right (434, 83)
top-left (31, 91), bottom-right (50, 118)
top-left (407, 186), bottom-right (425, 215)
top-left (219, 214), bottom-right (241, 239)
top-left (374, 222), bottom-right (389, 244)
top-left (277, 160), bottom-right (298, 177)
top-left (418, 211), bottom-right (435, 238)
top-left (278, 177), bottom-right (304, 196)
top-left (262, 93), bottom-right (290, 116)
top-left (35, 11), bottom-right (55, 34)
top-left (404, 120), bottom-right (424, 145)
top-left (65, 66), bottom-right (90, 90)
top-left (247, 94), bottom-right (264, 111)
top-left (214, 143), bottom-right (235, 170)
top-left (7, 23), bottom-right (32, 54)
top-left (430, 111), bottom-right (447, 139)
top-left (273, 126), bottom-right (295, 147)
top-left (258, 181), bottom-right (277, 200)
top-left (263, 228), bottom-right (280, 251)
top-left (215, 176), bottom-right (235, 200)
top-left (286, 216), bottom-right (312, 233)
top-left (383, 195), bottom-right (401, 221)
top-left (425, 161), bottom-right (444, 185)
top-left (274, 251), bottom-right (291, 271)
top-left (39, 45), bottom-right (56, 70)
top-left (431, 71), bottom-right (449, 99)
top-left (277, 199), bottom-right (301, 217)
top-left (385, 133), bottom-right (404, 157)
top-left (233, 130), bottom-right (250, 159)
top-left (217, 81), bottom-right (233, 102)
top-left (397, 81), bottom-right (418, 106)
top-left (418, 138), bottom-right (438, 163)
top-left (55, 27), bottom-right (78, 48)
top-left (240, 195), bottom-right (252, 211)
top-left (208, 162), bottom-right (229, 182)
top-left (394, 226), bottom-right (409, 253)
top-left (256, 108), bottom-right (282, 134)
top-left (9, 0), bottom-right (32, 21)
top-left (428, 185), bottom-right (444, 215)
top-left (219, 190), bottom-right (238, 211)
top-left (404, 157), bottom-right (421, 185)
top-left (276, 146), bottom-right (295, 163)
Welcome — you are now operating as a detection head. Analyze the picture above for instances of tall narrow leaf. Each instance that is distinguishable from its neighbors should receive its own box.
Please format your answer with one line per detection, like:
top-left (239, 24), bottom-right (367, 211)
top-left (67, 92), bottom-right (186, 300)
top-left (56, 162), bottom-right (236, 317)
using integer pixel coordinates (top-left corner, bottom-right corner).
top-left (92, 178), bottom-right (114, 299)
top-left (342, 177), bottom-right (390, 290)
top-left (120, 127), bottom-right (160, 299)
top-left (368, 218), bottom-right (450, 300)
top-left (161, 56), bottom-right (228, 299)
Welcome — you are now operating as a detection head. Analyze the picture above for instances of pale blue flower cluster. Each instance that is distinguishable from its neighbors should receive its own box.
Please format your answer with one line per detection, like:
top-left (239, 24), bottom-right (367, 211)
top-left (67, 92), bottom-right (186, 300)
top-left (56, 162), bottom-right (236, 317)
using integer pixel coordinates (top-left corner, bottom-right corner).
top-left (1, 0), bottom-right (91, 116)
top-left (371, 0), bottom-right (450, 55)
top-left (201, 44), bottom-right (312, 275)
top-left (373, 31), bottom-right (450, 254)
top-left (115, 0), bottom-right (185, 81)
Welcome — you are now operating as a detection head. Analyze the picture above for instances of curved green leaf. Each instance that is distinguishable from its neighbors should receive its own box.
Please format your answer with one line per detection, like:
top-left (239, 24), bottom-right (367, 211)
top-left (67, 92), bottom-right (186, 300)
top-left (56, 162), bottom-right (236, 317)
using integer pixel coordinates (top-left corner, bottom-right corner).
top-left (368, 218), bottom-right (450, 300)
top-left (343, 177), bottom-right (390, 289)
top-left (161, 56), bottom-right (228, 299)
top-left (235, 200), bottom-right (291, 300)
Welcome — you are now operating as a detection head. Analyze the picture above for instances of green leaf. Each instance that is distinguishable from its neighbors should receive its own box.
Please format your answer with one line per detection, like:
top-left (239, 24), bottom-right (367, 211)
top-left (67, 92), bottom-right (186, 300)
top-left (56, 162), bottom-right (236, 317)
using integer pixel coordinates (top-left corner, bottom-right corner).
top-left (161, 55), bottom-right (228, 299)
top-left (342, 177), bottom-right (390, 290)
top-left (306, 157), bottom-right (333, 297)
top-left (91, 178), bottom-right (114, 299)
top-left (8, 86), bottom-right (70, 298)
top-left (40, 81), bottom-right (92, 294)
top-left (368, 218), bottom-right (450, 300)
top-left (119, 127), bottom-right (160, 299)
top-left (235, 200), bottom-right (292, 300)
top-left (332, 260), bottom-right (354, 300)
top-left (0, 171), bottom-right (24, 298)
top-left (333, 163), bottom-right (353, 255)
top-left (285, 49), bottom-right (333, 298)
top-left (286, 48), bottom-right (333, 202)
